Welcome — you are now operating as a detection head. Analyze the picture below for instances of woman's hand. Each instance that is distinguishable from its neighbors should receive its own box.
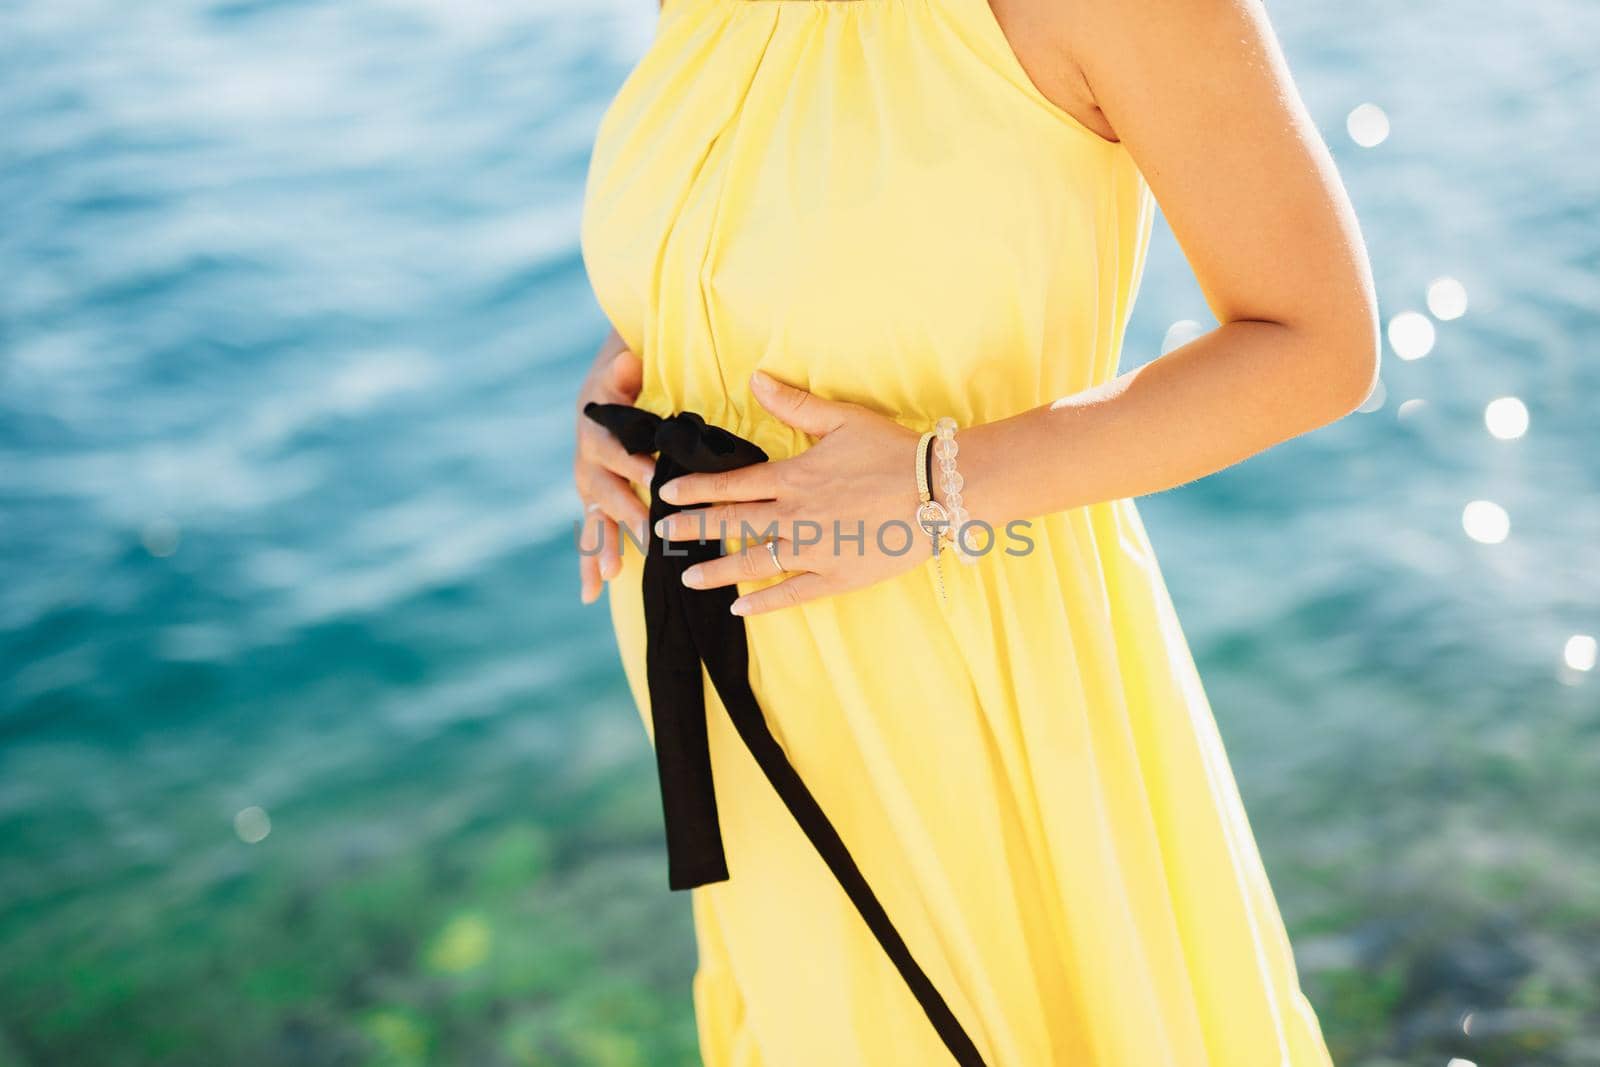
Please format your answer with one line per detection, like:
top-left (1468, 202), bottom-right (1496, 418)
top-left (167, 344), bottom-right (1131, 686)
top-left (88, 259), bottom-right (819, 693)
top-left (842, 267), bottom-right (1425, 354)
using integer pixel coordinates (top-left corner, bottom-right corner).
top-left (653, 371), bottom-right (930, 617)
top-left (574, 334), bottom-right (656, 604)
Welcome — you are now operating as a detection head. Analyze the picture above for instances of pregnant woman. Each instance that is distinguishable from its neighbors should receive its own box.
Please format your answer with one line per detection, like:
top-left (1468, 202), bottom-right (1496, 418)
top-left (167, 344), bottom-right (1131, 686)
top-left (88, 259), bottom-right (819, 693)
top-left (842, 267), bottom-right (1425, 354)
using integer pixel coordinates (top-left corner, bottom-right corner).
top-left (573, 0), bottom-right (1376, 1063)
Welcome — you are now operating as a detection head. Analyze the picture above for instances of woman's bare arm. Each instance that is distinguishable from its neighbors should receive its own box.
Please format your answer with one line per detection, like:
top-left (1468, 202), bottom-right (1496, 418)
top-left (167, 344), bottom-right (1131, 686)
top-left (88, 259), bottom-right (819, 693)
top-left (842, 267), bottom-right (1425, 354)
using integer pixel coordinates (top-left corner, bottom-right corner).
top-left (936, 0), bottom-right (1380, 528)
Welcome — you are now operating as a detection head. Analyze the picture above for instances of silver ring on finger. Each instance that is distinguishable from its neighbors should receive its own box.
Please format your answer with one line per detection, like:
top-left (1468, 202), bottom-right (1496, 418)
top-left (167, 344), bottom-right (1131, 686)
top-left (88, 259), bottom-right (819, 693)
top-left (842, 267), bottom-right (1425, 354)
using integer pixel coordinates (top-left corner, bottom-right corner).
top-left (765, 538), bottom-right (788, 574)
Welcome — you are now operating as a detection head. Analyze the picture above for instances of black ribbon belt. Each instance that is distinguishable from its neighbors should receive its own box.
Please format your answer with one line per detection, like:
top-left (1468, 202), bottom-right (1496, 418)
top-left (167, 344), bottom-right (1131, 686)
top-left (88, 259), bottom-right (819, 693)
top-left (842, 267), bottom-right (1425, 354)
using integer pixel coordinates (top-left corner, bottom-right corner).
top-left (583, 402), bottom-right (989, 1067)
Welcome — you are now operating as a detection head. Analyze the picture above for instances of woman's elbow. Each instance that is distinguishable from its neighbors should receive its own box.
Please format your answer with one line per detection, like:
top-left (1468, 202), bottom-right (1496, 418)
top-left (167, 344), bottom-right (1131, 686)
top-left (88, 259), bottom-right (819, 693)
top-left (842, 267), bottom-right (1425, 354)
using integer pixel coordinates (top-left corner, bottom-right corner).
top-left (1310, 297), bottom-right (1382, 423)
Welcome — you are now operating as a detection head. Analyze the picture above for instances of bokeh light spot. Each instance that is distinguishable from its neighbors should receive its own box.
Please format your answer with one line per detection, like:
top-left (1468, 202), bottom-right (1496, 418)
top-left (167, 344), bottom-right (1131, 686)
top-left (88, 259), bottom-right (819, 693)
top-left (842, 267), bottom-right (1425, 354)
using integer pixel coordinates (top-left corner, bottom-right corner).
top-left (1161, 318), bottom-right (1206, 355)
top-left (1396, 398), bottom-right (1428, 420)
top-left (1347, 103), bottom-right (1390, 147)
top-left (1461, 500), bottom-right (1509, 545)
top-left (1565, 634), bottom-right (1598, 672)
top-left (1427, 277), bottom-right (1469, 320)
top-left (234, 806), bottom-right (271, 844)
top-left (1387, 312), bottom-right (1436, 360)
top-left (142, 516), bottom-right (181, 557)
top-left (1484, 396), bottom-right (1528, 440)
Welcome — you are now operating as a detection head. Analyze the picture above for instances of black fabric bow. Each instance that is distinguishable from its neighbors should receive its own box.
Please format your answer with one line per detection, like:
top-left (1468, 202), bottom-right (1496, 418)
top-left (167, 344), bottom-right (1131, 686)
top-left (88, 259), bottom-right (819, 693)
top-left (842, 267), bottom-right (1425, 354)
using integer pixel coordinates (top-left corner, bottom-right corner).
top-left (582, 401), bottom-right (988, 1067)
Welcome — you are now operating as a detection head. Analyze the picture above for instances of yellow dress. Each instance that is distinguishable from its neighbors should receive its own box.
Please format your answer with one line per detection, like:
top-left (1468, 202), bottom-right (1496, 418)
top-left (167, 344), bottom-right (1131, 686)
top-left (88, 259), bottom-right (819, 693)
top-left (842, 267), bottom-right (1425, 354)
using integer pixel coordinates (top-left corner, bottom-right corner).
top-left (579, 1), bottom-right (1336, 1064)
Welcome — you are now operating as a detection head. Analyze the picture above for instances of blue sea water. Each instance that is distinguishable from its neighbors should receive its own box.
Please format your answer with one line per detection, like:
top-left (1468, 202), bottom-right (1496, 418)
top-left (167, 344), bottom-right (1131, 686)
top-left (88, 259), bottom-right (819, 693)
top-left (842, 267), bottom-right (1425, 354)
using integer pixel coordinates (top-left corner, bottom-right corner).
top-left (1, 1), bottom-right (1597, 1065)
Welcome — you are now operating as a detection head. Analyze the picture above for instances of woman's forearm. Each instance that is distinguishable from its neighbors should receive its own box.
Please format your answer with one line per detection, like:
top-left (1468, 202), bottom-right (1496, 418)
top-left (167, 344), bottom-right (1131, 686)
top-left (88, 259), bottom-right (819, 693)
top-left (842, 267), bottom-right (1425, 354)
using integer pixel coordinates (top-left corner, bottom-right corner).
top-left (949, 318), bottom-right (1378, 529)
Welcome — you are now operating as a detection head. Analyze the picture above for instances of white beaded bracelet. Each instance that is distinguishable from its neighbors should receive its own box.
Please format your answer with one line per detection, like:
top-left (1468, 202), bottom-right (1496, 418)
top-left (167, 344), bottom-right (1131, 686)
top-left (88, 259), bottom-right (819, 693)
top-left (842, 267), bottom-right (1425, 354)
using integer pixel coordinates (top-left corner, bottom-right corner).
top-left (932, 417), bottom-right (979, 564)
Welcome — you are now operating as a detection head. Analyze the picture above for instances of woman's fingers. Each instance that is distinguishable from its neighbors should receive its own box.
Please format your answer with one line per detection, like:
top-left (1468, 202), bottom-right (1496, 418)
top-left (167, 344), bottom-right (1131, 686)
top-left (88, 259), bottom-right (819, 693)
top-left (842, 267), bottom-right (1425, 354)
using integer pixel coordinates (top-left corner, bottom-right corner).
top-left (655, 502), bottom-right (783, 544)
top-left (680, 535), bottom-right (808, 591)
top-left (576, 507), bottom-right (612, 603)
top-left (748, 370), bottom-right (852, 436)
top-left (607, 347), bottom-right (643, 398)
top-left (729, 571), bottom-right (831, 616)
top-left (579, 551), bottom-right (602, 603)
top-left (581, 418), bottom-right (656, 486)
top-left (574, 341), bottom-right (651, 606)
top-left (574, 467), bottom-right (649, 586)
top-left (590, 471), bottom-right (650, 549)
top-left (660, 462), bottom-right (779, 506)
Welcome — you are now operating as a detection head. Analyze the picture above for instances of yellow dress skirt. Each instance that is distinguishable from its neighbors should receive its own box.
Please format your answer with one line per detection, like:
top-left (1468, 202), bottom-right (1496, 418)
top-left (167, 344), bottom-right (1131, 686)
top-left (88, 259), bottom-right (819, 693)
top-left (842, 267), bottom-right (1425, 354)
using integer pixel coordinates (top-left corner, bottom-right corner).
top-left (579, 1), bottom-right (1336, 1063)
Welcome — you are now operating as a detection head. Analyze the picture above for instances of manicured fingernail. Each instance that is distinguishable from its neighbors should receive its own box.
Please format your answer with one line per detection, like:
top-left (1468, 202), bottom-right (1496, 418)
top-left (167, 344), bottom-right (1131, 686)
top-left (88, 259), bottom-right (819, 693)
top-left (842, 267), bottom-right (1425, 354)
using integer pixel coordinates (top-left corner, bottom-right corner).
top-left (654, 518), bottom-right (669, 539)
top-left (681, 565), bottom-right (702, 588)
top-left (750, 370), bottom-right (770, 388)
top-left (729, 598), bottom-right (749, 616)
top-left (600, 557), bottom-right (619, 579)
top-left (660, 480), bottom-right (680, 503)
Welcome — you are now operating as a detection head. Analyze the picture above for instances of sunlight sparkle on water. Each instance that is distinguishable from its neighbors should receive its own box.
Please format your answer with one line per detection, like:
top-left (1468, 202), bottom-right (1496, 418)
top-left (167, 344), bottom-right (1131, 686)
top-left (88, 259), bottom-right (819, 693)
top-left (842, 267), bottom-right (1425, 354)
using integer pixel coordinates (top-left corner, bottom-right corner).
top-left (1427, 277), bottom-right (1469, 320)
top-left (142, 516), bottom-right (181, 557)
top-left (1484, 396), bottom-right (1529, 440)
top-left (1161, 319), bottom-right (1206, 355)
top-left (1461, 500), bottom-right (1509, 545)
top-left (1565, 634), bottom-right (1598, 672)
top-left (1387, 311), bottom-right (1435, 360)
top-left (1346, 103), bottom-right (1390, 147)
top-left (234, 806), bottom-right (272, 844)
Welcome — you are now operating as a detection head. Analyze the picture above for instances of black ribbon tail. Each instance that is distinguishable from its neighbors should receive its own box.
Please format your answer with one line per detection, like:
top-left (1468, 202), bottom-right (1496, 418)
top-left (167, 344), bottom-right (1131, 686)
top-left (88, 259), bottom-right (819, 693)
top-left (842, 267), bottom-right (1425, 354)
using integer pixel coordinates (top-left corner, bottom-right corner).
top-left (645, 452), bottom-right (734, 890)
top-left (587, 401), bottom-right (734, 887)
top-left (582, 401), bottom-right (989, 1067)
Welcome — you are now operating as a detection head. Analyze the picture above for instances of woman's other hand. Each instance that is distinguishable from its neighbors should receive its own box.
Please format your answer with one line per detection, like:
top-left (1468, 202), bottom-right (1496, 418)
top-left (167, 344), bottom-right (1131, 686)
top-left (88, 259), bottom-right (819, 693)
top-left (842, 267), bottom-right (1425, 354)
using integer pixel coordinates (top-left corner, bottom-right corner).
top-left (574, 332), bottom-right (655, 604)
